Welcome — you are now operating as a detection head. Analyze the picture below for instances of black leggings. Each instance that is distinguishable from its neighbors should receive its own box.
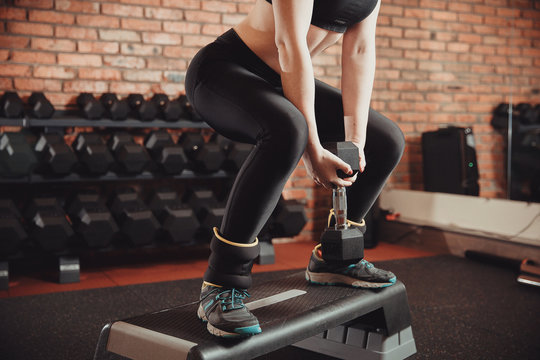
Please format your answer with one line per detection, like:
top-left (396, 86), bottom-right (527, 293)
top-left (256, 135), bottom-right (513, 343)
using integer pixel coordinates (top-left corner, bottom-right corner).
top-left (185, 29), bottom-right (405, 247)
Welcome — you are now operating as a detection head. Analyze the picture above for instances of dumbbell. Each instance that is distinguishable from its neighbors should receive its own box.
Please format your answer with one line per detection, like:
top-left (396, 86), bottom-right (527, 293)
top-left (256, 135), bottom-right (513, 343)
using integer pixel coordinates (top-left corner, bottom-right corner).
top-left (77, 93), bottom-right (105, 120)
top-left (178, 132), bottom-right (225, 173)
top-left (107, 132), bottom-right (151, 174)
top-left (127, 94), bottom-right (158, 121)
top-left (144, 130), bottom-right (187, 175)
top-left (66, 190), bottom-right (119, 248)
top-left (0, 132), bottom-right (38, 177)
top-left (34, 133), bottom-right (78, 176)
top-left (319, 141), bottom-right (363, 263)
top-left (0, 91), bottom-right (24, 118)
top-left (213, 134), bottom-right (253, 172)
top-left (184, 188), bottom-right (225, 240)
top-left (151, 93), bottom-right (184, 122)
top-left (100, 93), bottom-right (129, 121)
top-left (108, 188), bottom-right (160, 246)
top-left (24, 197), bottom-right (74, 253)
top-left (269, 197), bottom-right (307, 238)
top-left (72, 133), bottom-right (114, 175)
top-left (28, 92), bottom-right (55, 119)
top-left (148, 188), bottom-right (199, 244)
top-left (0, 199), bottom-right (27, 257)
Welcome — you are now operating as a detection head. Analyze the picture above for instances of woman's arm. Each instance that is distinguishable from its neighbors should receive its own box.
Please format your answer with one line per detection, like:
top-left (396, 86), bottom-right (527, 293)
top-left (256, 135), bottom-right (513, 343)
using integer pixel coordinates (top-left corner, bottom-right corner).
top-left (341, 0), bottom-right (381, 172)
top-left (272, 0), bottom-right (353, 188)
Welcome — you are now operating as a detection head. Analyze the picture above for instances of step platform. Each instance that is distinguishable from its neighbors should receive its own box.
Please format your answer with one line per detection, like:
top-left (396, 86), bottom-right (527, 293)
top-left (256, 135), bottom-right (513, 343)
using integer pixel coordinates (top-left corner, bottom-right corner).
top-left (94, 272), bottom-right (416, 360)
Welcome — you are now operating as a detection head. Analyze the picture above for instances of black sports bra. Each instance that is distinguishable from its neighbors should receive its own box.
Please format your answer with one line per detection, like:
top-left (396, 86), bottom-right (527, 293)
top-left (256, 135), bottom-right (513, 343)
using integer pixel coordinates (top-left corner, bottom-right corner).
top-left (265, 0), bottom-right (378, 33)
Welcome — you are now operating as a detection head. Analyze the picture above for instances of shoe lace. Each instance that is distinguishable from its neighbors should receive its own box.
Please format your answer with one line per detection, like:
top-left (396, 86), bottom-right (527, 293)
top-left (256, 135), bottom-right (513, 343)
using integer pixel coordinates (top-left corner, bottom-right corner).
top-left (216, 288), bottom-right (250, 312)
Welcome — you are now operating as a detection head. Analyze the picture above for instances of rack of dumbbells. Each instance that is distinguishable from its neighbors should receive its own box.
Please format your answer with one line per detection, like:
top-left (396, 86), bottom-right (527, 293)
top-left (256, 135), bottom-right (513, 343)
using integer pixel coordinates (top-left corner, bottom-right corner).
top-left (491, 103), bottom-right (540, 202)
top-left (0, 91), bottom-right (307, 290)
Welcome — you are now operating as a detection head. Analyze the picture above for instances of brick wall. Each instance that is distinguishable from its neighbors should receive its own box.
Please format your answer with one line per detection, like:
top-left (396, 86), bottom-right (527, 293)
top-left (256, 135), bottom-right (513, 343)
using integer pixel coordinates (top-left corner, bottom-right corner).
top-left (1, 0), bottom-right (539, 241)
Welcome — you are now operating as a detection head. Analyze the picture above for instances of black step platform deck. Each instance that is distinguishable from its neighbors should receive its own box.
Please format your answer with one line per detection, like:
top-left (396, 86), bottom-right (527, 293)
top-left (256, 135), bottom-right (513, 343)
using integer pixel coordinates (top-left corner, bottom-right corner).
top-left (94, 272), bottom-right (416, 360)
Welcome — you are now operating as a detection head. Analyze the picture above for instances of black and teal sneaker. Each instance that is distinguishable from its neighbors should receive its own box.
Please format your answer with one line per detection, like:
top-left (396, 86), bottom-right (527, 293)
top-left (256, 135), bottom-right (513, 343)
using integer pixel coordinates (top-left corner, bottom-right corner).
top-left (305, 245), bottom-right (397, 288)
top-left (197, 282), bottom-right (262, 338)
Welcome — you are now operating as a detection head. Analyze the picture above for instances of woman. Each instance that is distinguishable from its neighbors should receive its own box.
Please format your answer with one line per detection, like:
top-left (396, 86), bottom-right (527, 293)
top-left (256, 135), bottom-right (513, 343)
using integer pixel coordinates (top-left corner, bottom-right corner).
top-left (185, 0), bottom-right (405, 338)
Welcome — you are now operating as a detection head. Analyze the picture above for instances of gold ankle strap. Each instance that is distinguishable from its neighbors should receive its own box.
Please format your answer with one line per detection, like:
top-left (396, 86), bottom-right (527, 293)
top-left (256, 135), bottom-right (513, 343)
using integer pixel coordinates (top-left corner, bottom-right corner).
top-left (213, 227), bottom-right (259, 247)
top-left (328, 209), bottom-right (366, 228)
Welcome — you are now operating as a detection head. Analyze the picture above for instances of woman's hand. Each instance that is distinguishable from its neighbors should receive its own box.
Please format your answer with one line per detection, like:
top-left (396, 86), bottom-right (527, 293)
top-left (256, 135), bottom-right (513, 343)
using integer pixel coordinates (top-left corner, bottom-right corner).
top-left (302, 144), bottom-right (357, 189)
top-left (351, 140), bottom-right (366, 173)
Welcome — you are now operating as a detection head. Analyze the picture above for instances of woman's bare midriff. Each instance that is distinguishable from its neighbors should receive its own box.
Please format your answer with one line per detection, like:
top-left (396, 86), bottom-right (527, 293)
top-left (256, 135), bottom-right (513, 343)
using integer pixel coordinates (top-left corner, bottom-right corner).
top-left (234, 0), bottom-right (343, 74)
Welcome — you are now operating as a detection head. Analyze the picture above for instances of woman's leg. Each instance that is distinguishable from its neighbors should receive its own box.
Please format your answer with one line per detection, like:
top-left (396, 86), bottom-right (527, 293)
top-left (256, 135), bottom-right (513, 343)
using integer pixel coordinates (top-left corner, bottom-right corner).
top-left (189, 60), bottom-right (308, 289)
top-left (313, 79), bottom-right (405, 222)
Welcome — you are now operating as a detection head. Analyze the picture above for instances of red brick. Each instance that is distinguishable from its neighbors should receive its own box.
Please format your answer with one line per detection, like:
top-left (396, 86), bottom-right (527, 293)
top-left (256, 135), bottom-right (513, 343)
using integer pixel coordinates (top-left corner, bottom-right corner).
top-left (392, 17), bottom-right (418, 28)
top-left (102, 3), bottom-right (144, 17)
top-left (109, 81), bottom-right (153, 95)
top-left (183, 34), bottom-right (215, 47)
top-left (496, 7), bottom-right (520, 17)
top-left (58, 53), bottom-right (102, 67)
top-left (162, 0), bottom-right (200, 9)
top-left (164, 21), bottom-right (201, 34)
top-left (485, 16), bottom-right (509, 26)
top-left (7, 22), bottom-right (53, 36)
top-left (377, 26), bottom-right (403, 38)
top-left (121, 43), bottom-right (161, 56)
top-left (485, 55), bottom-right (507, 65)
top-left (483, 36), bottom-right (507, 46)
top-left (429, 72), bottom-right (456, 82)
top-left (63, 80), bottom-right (108, 93)
top-left (142, 32), bottom-right (181, 45)
top-left (447, 42), bottom-right (470, 53)
top-left (0, 35), bottom-right (30, 49)
top-left (14, 0), bottom-right (53, 9)
top-left (0, 78), bottom-right (13, 89)
top-left (458, 33), bottom-right (482, 44)
top-left (389, 81), bottom-right (416, 91)
top-left (122, 18), bottom-right (161, 31)
top-left (472, 25), bottom-right (497, 35)
top-left (78, 41), bottom-right (119, 54)
top-left (237, 3), bottom-right (254, 14)
top-left (379, 4), bottom-right (404, 16)
top-left (419, 40), bottom-right (445, 51)
top-left (448, 3), bottom-right (472, 13)
top-left (471, 64), bottom-right (495, 74)
top-left (432, 10), bottom-right (457, 21)
top-left (32, 38), bottom-right (76, 51)
top-left (419, 0), bottom-right (446, 10)
top-left (418, 61), bottom-right (443, 71)
top-left (185, 10), bottom-right (221, 23)
top-left (457, 53), bottom-right (484, 63)
top-left (223, 13), bottom-right (244, 25)
top-left (163, 46), bottom-right (199, 58)
top-left (400, 113), bottom-right (429, 123)
top-left (103, 55), bottom-right (145, 69)
top-left (56, 26), bottom-right (98, 40)
top-left (14, 78), bottom-right (62, 92)
top-left (404, 8), bottom-right (430, 18)
top-left (471, 45), bottom-right (496, 55)
top-left (55, 0), bottom-right (99, 13)
top-left (0, 64), bottom-right (31, 76)
top-left (163, 71), bottom-right (186, 83)
top-left (391, 38), bottom-right (418, 49)
top-left (118, 0), bottom-right (160, 5)
top-left (202, 24), bottom-right (229, 36)
top-left (123, 69), bottom-right (163, 82)
top-left (99, 29), bottom-right (140, 42)
top-left (76, 15), bottom-right (119, 28)
top-left (419, 19), bottom-right (446, 30)
top-left (202, 1), bottom-right (237, 13)
top-left (404, 29), bottom-right (431, 39)
top-left (0, 50), bottom-right (9, 61)
top-left (146, 58), bottom-right (187, 70)
top-left (145, 7), bottom-right (184, 20)
top-left (11, 50), bottom-right (55, 64)
top-left (34, 65), bottom-right (76, 79)
top-left (29, 10), bottom-right (74, 24)
top-left (404, 49), bottom-right (431, 60)
top-left (0, 7), bottom-right (26, 20)
top-left (458, 13), bottom-right (483, 24)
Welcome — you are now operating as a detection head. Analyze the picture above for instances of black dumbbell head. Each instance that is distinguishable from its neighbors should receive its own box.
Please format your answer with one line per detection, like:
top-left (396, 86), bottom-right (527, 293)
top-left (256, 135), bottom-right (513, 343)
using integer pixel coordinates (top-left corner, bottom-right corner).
top-left (34, 133), bottom-right (77, 175)
top-left (271, 199), bottom-right (307, 237)
top-left (73, 133), bottom-right (114, 175)
top-left (145, 131), bottom-right (186, 174)
top-left (77, 93), bottom-right (104, 119)
top-left (324, 141), bottom-right (360, 178)
top-left (178, 132), bottom-right (205, 156)
top-left (0, 92), bottom-right (24, 118)
top-left (0, 199), bottom-right (27, 256)
top-left (0, 132), bottom-right (38, 177)
top-left (100, 93), bottom-right (129, 121)
top-left (25, 197), bottom-right (73, 252)
top-left (28, 92), bottom-right (55, 119)
top-left (127, 94), bottom-right (157, 121)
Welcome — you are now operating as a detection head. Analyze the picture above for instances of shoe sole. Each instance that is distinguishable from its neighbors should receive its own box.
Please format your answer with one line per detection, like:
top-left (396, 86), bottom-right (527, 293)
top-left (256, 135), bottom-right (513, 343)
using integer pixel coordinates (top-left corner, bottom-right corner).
top-left (197, 304), bottom-right (262, 338)
top-left (305, 269), bottom-right (396, 289)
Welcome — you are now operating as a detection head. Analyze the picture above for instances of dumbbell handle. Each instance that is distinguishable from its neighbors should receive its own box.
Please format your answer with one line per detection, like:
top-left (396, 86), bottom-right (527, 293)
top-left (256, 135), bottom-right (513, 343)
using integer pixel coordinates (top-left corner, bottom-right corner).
top-left (332, 187), bottom-right (348, 230)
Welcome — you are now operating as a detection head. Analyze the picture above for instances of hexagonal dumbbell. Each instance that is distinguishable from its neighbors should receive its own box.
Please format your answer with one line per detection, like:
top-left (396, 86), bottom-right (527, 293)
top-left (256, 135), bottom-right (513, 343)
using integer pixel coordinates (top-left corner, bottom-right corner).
top-left (77, 93), bottom-right (105, 120)
top-left (148, 188), bottom-right (199, 244)
top-left (151, 93), bottom-right (184, 122)
top-left (0, 198), bottom-right (27, 257)
top-left (144, 130), bottom-right (187, 175)
top-left (34, 133), bottom-right (78, 176)
top-left (178, 132), bottom-right (225, 173)
top-left (127, 94), bottom-right (158, 122)
top-left (107, 132), bottom-right (151, 174)
top-left (72, 133), bottom-right (114, 175)
top-left (66, 190), bottom-right (119, 249)
top-left (28, 92), bottom-right (55, 119)
top-left (0, 132), bottom-right (38, 178)
top-left (100, 93), bottom-right (130, 121)
top-left (0, 91), bottom-right (24, 119)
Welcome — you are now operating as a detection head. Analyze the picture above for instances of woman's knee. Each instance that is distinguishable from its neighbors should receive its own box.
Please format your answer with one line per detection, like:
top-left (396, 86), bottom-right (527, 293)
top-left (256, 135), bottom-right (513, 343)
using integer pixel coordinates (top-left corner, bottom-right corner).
top-left (262, 110), bottom-right (308, 165)
top-left (368, 110), bottom-right (405, 165)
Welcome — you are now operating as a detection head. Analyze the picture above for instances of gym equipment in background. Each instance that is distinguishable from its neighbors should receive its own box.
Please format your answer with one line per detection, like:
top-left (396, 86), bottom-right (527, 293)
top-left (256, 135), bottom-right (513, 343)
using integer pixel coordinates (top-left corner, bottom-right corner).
top-left (24, 197), bottom-right (74, 253)
top-left (0, 132), bottom-right (38, 177)
top-left (178, 132), bottom-right (226, 173)
top-left (66, 190), bottom-right (119, 249)
top-left (95, 272), bottom-right (416, 360)
top-left (27, 92), bottom-right (55, 119)
top-left (212, 133), bottom-right (253, 172)
top-left (0, 91), bottom-right (24, 118)
top-left (184, 188), bottom-right (225, 241)
top-left (72, 133), bottom-right (115, 175)
top-left (77, 93), bottom-right (105, 120)
top-left (127, 93), bottom-right (158, 122)
top-left (107, 132), bottom-right (151, 174)
top-left (422, 126), bottom-right (479, 196)
top-left (144, 130), bottom-right (187, 175)
top-left (100, 93), bottom-right (130, 121)
top-left (33, 133), bottom-right (78, 176)
top-left (0, 198), bottom-right (27, 257)
top-left (151, 93), bottom-right (184, 122)
top-left (108, 188), bottom-right (160, 247)
top-left (148, 188), bottom-right (199, 244)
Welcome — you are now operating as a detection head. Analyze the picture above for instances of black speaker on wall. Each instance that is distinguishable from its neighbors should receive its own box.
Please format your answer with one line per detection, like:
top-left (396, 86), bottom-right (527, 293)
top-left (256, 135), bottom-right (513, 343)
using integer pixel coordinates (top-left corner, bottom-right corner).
top-left (422, 126), bottom-right (480, 196)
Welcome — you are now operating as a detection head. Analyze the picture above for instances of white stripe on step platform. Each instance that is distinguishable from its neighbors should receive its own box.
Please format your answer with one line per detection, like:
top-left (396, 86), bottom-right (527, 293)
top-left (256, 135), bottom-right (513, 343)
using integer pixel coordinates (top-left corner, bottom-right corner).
top-left (246, 289), bottom-right (306, 311)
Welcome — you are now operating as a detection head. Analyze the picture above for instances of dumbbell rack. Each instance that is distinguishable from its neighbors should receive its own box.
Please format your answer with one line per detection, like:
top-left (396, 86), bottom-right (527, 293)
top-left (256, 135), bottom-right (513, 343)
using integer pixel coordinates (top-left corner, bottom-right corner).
top-left (0, 113), bottom-right (245, 290)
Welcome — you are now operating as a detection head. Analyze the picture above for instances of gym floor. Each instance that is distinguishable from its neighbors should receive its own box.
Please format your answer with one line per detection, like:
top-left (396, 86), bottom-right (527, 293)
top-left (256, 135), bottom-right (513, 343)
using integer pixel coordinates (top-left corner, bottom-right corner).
top-left (0, 240), bottom-right (435, 298)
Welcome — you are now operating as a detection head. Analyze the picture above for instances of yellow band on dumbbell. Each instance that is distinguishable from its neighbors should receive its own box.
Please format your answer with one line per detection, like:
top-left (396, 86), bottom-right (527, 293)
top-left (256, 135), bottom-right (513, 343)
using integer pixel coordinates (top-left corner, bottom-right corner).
top-left (328, 208), bottom-right (366, 228)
